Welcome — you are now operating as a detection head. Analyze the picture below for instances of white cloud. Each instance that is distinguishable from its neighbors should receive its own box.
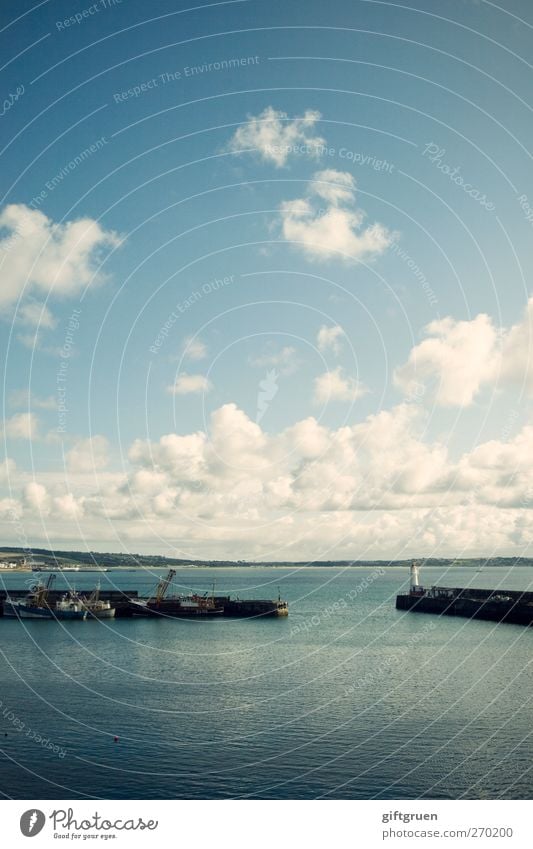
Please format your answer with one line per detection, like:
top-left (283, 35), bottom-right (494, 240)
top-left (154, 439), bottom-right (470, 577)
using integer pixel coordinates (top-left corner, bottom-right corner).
top-left (9, 389), bottom-right (56, 410)
top-left (183, 336), bottom-right (207, 360)
top-left (2, 412), bottom-right (39, 440)
top-left (0, 497), bottom-right (21, 520)
top-left (52, 492), bottom-right (84, 519)
top-left (309, 169), bottom-right (355, 205)
top-left (130, 431), bottom-right (207, 481)
top-left (17, 301), bottom-right (57, 328)
top-left (317, 324), bottom-right (345, 355)
top-left (167, 373), bottom-right (211, 395)
top-left (0, 457), bottom-right (16, 483)
top-left (314, 367), bottom-right (367, 403)
top-left (394, 299), bottom-right (533, 407)
top-left (228, 106), bottom-right (325, 167)
top-left (0, 203), bottom-right (121, 310)
top-left (24, 481), bottom-right (50, 514)
top-left (280, 170), bottom-right (393, 262)
top-left (283, 417), bottom-right (330, 459)
top-left (499, 296), bottom-right (533, 391)
top-left (394, 314), bottom-right (497, 406)
top-left (209, 403), bottom-right (269, 473)
top-left (128, 468), bottom-right (170, 496)
top-left (67, 436), bottom-right (109, 473)
top-left (16, 330), bottom-right (43, 350)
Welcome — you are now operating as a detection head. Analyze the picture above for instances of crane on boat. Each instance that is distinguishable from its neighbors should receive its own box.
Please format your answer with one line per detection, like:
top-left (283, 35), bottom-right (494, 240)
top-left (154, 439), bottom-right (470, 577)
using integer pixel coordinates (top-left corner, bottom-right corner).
top-left (152, 569), bottom-right (176, 606)
top-left (30, 573), bottom-right (56, 607)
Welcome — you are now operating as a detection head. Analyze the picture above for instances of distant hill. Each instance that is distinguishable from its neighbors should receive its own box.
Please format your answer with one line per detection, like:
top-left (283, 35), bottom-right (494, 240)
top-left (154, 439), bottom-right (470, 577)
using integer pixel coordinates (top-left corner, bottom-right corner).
top-left (1, 547), bottom-right (533, 569)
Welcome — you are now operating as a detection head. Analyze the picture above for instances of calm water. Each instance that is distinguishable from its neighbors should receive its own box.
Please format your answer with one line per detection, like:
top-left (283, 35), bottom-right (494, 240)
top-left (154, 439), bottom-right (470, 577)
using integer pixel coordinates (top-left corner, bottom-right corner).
top-left (0, 565), bottom-right (532, 800)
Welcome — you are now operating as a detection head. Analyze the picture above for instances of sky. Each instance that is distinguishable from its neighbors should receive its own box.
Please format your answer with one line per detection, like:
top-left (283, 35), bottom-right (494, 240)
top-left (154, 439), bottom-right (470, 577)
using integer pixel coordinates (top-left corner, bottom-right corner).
top-left (1, 0), bottom-right (533, 561)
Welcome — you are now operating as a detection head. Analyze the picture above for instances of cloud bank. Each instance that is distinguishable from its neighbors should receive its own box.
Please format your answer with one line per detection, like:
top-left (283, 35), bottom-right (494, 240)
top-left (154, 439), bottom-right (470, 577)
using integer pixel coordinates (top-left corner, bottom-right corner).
top-left (4, 400), bottom-right (533, 559)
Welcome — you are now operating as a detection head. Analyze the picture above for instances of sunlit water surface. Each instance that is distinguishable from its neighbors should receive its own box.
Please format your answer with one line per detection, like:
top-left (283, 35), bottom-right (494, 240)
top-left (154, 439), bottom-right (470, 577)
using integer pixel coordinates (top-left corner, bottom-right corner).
top-left (1, 565), bottom-right (532, 799)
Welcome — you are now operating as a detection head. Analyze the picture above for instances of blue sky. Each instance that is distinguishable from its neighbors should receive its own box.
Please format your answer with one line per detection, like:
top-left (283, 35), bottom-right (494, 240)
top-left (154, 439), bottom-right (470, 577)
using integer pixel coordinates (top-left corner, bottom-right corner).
top-left (1, 0), bottom-right (533, 559)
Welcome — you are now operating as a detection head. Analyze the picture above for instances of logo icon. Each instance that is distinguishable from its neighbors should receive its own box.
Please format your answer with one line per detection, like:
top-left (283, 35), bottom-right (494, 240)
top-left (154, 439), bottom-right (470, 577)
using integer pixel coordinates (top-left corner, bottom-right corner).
top-left (20, 810), bottom-right (45, 837)
top-left (256, 369), bottom-right (279, 423)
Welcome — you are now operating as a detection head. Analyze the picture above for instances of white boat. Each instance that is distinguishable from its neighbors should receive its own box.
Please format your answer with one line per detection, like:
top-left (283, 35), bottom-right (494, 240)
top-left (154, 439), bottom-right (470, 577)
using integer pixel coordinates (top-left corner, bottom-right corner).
top-left (4, 577), bottom-right (87, 620)
top-left (55, 594), bottom-right (88, 618)
top-left (87, 601), bottom-right (115, 618)
top-left (83, 598), bottom-right (115, 619)
top-left (4, 600), bottom-right (86, 619)
top-left (77, 583), bottom-right (116, 619)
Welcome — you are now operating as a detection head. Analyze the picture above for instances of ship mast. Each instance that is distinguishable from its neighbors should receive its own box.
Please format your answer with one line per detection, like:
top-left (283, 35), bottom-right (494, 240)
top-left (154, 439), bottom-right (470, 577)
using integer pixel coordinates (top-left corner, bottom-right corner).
top-left (32, 573), bottom-right (56, 607)
top-left (87, 580), bottom-right (101, 605)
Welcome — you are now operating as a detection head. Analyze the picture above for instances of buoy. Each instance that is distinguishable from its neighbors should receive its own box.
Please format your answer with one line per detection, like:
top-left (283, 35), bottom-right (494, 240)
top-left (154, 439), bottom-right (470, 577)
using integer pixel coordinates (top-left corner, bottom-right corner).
top-left (114, 736), bottom-right (119, 743)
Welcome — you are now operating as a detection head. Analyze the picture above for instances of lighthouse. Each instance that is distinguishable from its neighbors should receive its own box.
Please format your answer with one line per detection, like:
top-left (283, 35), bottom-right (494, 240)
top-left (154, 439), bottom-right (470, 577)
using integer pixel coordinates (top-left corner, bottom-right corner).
top-left (410, 561), bottom-right (421, 593)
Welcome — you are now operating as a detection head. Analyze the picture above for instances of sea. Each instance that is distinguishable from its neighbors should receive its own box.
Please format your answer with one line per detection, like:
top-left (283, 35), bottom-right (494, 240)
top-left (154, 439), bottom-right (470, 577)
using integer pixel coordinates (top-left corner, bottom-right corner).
top-left (0, 565), bottom-right (532, 800)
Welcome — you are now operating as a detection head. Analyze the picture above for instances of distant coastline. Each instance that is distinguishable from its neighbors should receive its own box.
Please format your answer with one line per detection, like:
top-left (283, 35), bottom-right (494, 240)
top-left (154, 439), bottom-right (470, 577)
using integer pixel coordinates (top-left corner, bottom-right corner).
top-left (1, 547), bottom-right (533, 571)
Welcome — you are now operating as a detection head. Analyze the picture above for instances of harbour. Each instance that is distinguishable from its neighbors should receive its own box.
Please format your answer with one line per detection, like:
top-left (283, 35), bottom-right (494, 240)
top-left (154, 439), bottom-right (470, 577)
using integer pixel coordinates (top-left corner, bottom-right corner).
top-left (1, 564), bottom-right (532, 800)
top-left (0, 569), bottom-right (289, 620)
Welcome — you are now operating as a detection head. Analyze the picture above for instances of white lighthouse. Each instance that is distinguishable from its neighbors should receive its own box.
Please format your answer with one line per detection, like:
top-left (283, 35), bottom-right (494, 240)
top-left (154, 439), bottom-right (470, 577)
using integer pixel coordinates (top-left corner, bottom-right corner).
top-left (410, 561), bottom-right (421, 592)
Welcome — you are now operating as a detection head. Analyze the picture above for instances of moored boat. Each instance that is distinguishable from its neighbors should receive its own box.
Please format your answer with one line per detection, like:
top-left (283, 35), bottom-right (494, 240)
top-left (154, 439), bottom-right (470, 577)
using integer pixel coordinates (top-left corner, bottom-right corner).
top-left (4, 600), bottom-right (81, 619)
top-left (4, 576), bottom-right (87, 620)
top-left (79, 583), bottom-right (116, 619)
top-left (54, 594), bottom-right (88, 619)
top-left (129, 569), bottom-right (223, 616)
top-left (130, 593), bottom-right (223, 617)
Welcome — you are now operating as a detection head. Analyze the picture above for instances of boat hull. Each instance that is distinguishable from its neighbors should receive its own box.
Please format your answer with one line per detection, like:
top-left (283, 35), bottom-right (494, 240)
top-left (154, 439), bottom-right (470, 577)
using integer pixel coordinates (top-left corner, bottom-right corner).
top-left (4, 601), bottom-right (87, 620)
top-left (129, 600), bottom-right (223, 617)
top-left (86, 607), bottom-right (116, 619)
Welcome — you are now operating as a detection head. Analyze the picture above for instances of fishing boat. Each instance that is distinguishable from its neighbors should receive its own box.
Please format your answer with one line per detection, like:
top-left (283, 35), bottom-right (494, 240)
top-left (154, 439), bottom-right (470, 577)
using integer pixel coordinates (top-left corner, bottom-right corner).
top-left (129, 569), bottom-right (223, 617)
top-left (54, 594), bottom-right (88, 619)
top-left (4, 575), bottom-right (87, 620)
top-left (130, 592), bottom-right (223, 617)
top-left (80, 582), bottom-right (115, 619)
